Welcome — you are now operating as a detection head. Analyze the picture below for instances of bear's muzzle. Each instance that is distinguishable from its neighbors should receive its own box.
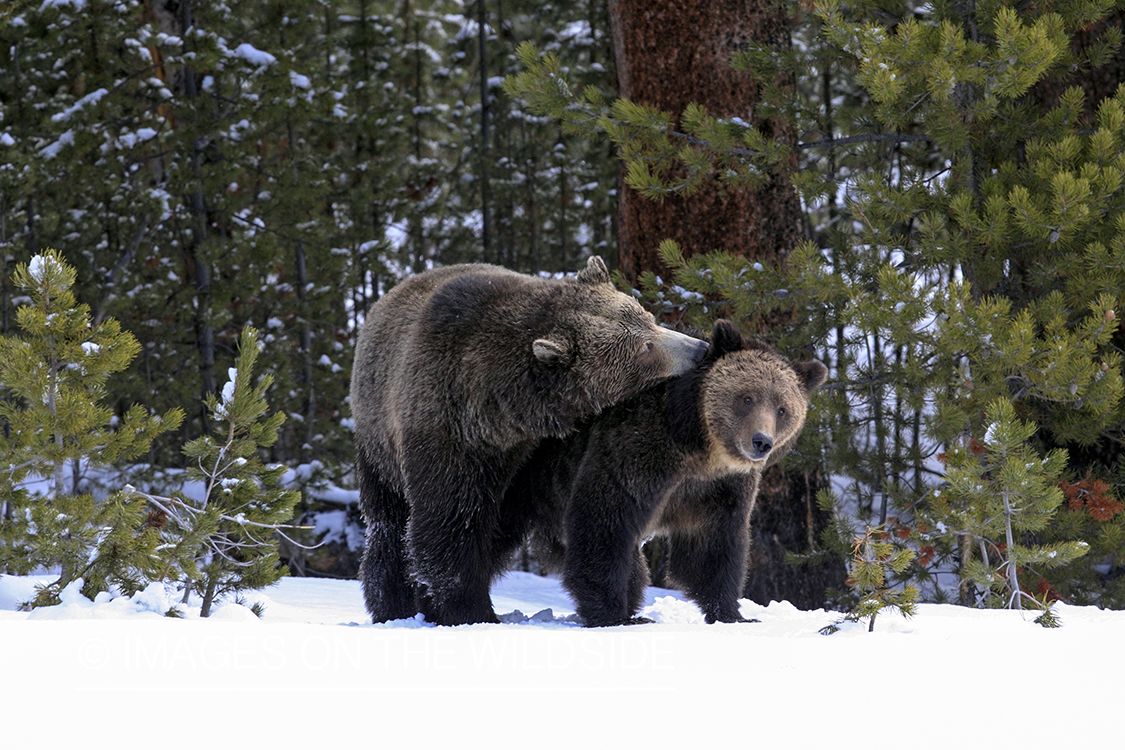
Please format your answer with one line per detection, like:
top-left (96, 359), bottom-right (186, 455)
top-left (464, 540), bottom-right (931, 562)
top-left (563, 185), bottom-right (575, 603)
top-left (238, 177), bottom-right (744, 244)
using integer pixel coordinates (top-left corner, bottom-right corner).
top-left (657, 328), bottom-right (710, 377)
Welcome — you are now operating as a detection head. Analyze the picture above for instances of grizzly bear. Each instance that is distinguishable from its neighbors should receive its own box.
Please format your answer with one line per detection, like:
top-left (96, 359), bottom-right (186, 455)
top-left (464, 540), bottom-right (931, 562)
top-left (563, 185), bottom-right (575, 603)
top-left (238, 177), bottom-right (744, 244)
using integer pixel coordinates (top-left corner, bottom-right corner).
top-left (350, 257), bottom-right (710, 626)
top-left (503, 319), bottom-right (827, 626)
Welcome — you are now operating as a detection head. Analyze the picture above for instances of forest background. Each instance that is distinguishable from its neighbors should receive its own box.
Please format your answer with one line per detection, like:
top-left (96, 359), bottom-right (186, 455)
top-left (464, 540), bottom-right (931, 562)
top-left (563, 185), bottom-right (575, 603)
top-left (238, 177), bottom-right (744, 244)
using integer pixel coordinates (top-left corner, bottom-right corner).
top-left (5, 0), bottom-right (1125, 620)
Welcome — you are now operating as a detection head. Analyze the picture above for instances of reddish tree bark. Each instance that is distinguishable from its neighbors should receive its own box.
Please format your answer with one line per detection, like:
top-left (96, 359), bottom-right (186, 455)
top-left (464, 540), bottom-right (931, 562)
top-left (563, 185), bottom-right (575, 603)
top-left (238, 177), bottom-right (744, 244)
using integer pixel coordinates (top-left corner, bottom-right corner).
top-left (608, 0), bottom-right (803, 284)
top-left (609, 0), bottom-right (845, 609)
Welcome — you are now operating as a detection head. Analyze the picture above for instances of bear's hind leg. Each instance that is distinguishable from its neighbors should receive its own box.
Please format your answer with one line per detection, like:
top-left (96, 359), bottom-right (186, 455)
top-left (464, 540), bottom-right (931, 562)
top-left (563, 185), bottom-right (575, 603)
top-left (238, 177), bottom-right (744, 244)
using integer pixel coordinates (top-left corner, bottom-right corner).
top-left (410, 508), bottom-right (500, 626)
top-left (563, 487), bottom-right (650, 627)
top-left (358, 449), bottom-right (419, 623)
top-left (490, 464), bottom-right (547, 581)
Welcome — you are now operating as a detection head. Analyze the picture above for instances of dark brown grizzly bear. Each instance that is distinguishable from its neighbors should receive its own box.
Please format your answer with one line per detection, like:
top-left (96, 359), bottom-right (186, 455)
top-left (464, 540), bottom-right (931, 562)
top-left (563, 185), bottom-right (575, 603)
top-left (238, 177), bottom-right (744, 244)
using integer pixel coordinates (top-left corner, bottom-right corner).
top-left (350, 257), bottom-right (710, 626)
top-left (503, 319), bottom-right (827, 626)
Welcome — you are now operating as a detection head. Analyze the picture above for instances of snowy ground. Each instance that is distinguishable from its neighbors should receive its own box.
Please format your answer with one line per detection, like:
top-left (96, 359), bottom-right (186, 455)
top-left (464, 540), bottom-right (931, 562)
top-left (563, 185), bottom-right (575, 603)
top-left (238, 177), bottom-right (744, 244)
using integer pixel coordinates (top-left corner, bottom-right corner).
top-left (2, 572), bottom-right (1121, 748)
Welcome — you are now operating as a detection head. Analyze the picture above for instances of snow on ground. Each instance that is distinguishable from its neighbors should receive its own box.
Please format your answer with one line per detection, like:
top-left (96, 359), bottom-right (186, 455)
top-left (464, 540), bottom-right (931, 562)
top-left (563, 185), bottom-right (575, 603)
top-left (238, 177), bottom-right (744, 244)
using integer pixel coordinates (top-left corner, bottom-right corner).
top-left (2, 572), bottom-right (1121, 748)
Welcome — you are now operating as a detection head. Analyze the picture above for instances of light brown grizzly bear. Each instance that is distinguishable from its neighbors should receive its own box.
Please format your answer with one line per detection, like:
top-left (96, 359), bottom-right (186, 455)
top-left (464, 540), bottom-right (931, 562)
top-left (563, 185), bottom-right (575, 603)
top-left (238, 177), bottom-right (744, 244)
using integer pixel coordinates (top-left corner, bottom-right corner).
top-left (350, 257), bottom-right (709, 625)
top-left (502, 319), bottom-right (827, 626)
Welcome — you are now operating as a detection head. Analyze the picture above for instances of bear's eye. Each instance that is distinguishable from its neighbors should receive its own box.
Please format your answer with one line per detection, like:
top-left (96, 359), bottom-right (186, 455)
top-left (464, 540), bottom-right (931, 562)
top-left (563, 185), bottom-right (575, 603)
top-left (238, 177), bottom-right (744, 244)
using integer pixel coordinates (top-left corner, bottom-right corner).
top-left (645, 341), bottom-right (655, 353)
top-left (777, 407), bottom-right (787, 417)
top-left (743, 397), bottom-right (754, 407)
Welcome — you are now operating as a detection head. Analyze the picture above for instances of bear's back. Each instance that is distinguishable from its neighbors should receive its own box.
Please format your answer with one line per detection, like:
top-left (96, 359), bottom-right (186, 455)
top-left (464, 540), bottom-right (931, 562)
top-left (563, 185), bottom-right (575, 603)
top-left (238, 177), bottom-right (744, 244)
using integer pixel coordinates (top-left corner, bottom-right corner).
top-left (352, 265), bottom-right (607, 460)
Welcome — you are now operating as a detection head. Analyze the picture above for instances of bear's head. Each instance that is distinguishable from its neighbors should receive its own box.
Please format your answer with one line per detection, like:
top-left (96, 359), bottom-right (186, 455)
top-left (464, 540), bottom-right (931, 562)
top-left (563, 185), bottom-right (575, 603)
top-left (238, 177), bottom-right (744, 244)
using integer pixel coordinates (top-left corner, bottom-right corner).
top-left (531, 257), bottom-right (710, 413)
top-left (700, 319), bottom-right (827, 471)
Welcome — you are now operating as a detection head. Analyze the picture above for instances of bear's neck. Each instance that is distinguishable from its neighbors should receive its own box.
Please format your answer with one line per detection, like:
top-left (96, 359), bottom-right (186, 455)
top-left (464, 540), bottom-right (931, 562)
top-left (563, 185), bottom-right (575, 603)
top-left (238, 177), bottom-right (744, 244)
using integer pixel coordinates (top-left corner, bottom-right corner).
top-left (664, 363), bottom-right (710, 454)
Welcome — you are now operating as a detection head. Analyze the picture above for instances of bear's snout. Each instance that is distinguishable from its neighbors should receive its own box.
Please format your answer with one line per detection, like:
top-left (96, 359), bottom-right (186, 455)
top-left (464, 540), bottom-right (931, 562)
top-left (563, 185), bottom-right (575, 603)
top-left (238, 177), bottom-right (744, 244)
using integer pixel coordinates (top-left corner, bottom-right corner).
top-left (657, 328), bottom-right (711, 376)
top-left (688, 338), bottom-right (710, 364)
top-left (749, 432), bottom-right (774, 459)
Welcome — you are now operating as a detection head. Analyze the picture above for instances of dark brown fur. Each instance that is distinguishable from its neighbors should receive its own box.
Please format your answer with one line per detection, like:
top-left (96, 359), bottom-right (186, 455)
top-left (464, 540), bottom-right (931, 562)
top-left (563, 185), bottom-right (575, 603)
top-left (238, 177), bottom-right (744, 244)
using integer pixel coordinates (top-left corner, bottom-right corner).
top-left (504, 319), bottom-right (827, 626)
top-left (350, 257), bottom-right (709, 625)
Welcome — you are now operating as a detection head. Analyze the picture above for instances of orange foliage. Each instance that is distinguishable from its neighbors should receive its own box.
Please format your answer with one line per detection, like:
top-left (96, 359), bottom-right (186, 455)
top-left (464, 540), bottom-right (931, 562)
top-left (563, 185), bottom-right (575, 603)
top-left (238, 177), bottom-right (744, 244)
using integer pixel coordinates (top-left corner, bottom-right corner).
top-left (1059, 474), bottom-right (1123, 522)
top-left (917, 545), bottom-right (936, 567)
top-left (1036, 576), bottom-right (1062, 604)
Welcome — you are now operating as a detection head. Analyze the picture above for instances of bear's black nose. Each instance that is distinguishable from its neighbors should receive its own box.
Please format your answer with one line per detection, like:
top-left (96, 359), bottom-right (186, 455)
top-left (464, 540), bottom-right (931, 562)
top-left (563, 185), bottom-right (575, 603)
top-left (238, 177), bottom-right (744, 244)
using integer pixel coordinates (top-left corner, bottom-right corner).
top-left (751, 432), bottom-right (773, 457)
top-left (690, 338), bottom-right (710, 363)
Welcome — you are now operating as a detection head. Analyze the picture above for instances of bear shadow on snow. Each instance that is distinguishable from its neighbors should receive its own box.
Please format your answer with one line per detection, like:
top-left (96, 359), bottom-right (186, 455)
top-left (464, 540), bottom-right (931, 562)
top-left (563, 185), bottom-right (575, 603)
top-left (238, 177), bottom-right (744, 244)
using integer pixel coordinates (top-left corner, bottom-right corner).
top-left (502, 319), bottom-right (828, 627)
top-left (350, 257), bottom-right (710, 626)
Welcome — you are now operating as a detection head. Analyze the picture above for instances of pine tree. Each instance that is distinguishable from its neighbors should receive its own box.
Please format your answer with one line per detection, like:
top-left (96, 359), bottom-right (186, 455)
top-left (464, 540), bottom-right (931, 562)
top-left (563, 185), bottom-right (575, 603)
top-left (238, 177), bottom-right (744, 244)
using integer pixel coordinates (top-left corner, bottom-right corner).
top-left (935, 399), bottom-right (1089, 617)
top-left (141, 325), bottom-right (301, 617)
top-left (820, 521), bottom-right (918, 634)
top-left (0, 249), bottom-right (184, 604)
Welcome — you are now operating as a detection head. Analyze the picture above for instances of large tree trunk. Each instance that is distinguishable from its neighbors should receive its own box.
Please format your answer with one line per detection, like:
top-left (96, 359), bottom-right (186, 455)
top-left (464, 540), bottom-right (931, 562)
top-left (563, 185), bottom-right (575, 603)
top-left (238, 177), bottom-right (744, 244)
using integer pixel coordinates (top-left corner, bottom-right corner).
top-left (608, 0), bottom-right (803, 283)
top-left (609, 0), bottom-right (845, 609)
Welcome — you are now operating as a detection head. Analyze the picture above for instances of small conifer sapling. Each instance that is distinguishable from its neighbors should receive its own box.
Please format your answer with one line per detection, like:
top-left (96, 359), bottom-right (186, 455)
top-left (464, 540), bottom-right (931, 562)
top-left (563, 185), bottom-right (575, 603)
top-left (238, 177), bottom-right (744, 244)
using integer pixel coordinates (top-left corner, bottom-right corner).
top-left (133, 325), bottom-right (305, 617)
top-left (821, 524), bottom-right (919, 634)
top-left (0, 249), bottom-right (184, 604)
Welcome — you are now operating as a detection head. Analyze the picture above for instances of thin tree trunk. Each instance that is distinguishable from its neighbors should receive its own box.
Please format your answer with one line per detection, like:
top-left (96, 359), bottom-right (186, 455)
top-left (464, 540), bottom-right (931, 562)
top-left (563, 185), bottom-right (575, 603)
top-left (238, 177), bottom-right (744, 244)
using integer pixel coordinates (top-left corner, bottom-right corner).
top-left (177, 1), bottom-right (217, 419)
top-left (295, 239), bottom-right (316, 457)
top-left (409, 5), bottom-right (427, 273)
top-left (148, 0), bottom-right (218, 419)
top-left (1001, 486), bottom-right (1022, 610)
top-left (872, 332), bottom-right (888, 525)
top-left (524, 142), bottom-right (541, 273)
top-left (557, 130), bottom-right (570, 270)
top-left (48, 341), bottom-right (74, 582)
top-left (200, 574), bottom-right (218, 618)
top-left (25, 196), bottom-right (36, 259)
top-left (477, 0), bottom-right (493, 260)
top-left (284, 101), bottom-right (316, 458)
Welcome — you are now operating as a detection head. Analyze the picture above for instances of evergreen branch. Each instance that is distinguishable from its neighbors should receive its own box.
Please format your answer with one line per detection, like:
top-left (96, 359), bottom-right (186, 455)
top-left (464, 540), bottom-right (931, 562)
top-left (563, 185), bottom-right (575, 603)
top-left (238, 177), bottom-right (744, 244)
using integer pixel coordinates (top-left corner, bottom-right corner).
top-left (137, 491), bottom-right (212, 583)
top-left (818, 373), bottom-right (894, 392)
top-left (1, 460), bottom-right (38, 477)
top-left (204, 538), bottom-right (255, 566)
top-left (266, 526), bottom-right (323, 551)
top-left (797, 133), bottom-right (934, 150)
top-left (225, 515), bottom-right (317, 539)
top-left (514, 68), bottom-right (932, 169)
top-left (124, 485), bottom-right (315, 535)
top-left (666, 125), bottom-right (932, 159)
top-left (227, 212), bottom-right (322, 253)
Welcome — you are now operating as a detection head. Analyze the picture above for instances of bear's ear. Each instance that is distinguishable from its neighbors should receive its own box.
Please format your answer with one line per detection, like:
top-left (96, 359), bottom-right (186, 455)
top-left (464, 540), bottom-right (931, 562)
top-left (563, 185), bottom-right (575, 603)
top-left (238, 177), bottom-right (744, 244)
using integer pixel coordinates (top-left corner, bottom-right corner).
top-left (576, 256), bottom-right (610, 286)
top-left (710, 319), bottom-right (743, 355)
top-left (793, 360), bottom-right (828, 394)
top-left (533, 337), bottom-right (571, 365)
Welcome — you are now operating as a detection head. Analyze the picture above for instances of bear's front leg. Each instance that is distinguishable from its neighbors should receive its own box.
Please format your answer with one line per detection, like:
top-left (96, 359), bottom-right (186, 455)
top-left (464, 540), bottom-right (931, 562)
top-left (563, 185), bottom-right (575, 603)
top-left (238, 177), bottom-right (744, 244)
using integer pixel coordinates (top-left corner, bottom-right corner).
top-left (667, 479), bottom-right (755, 624)
top-left (668, 525), bottom-right (750, 624)
top-left (404, 450), bottom-right (503, 626)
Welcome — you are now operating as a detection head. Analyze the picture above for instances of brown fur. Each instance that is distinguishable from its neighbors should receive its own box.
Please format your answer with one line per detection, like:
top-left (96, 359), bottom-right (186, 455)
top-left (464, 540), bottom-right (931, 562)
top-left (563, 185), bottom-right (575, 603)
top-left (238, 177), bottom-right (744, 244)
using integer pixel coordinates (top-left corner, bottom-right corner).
top-left (351, 257), bottom-right (709, 625)
top-left (504, 319), bottom-right (827, 626)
